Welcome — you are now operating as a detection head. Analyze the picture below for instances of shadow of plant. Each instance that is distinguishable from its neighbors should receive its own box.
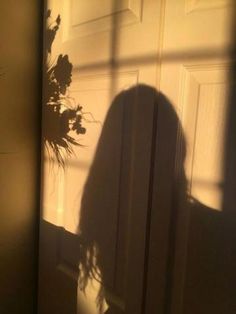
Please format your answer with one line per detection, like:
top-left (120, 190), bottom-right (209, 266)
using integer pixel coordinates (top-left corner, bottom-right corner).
top-left (43, 10), bottom-right (86, 167)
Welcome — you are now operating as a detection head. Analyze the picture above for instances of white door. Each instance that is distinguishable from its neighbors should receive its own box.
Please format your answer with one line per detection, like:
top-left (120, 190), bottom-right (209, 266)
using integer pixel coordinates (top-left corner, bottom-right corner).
top-left (38, 0), bottom-right (235, 313)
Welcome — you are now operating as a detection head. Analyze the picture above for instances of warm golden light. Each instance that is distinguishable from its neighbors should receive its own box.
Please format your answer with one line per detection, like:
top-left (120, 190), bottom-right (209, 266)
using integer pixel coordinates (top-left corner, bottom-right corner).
top-left (38, 1), bottom-right (235, 314)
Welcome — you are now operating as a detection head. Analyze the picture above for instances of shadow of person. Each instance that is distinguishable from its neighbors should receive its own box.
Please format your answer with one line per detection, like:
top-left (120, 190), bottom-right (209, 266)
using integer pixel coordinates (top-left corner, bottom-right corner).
top-left (77, 84), bottom-right (233, 314)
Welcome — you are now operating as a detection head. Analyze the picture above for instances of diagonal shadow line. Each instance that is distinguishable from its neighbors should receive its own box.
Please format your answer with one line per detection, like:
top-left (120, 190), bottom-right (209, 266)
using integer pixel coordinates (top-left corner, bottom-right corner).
top-left (74, 48), bottom-right (234, 73)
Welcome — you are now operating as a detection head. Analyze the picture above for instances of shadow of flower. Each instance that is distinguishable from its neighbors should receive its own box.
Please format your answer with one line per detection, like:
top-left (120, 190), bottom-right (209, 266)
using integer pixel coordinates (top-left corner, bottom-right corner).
top-left (43, 10), bottom-right (86, 167)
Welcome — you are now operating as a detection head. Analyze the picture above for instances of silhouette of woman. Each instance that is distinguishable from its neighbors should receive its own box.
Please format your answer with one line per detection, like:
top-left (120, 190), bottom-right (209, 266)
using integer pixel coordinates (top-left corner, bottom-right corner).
top-left (76, 84), bottom-right (229, 314)
top-left (76, 84), bottom-right (182, 313)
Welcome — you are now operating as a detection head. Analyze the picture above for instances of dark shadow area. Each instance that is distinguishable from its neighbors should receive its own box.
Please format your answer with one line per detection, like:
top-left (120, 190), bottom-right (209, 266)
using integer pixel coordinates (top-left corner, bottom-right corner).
top-left (77, 84), bottom-right (183, 314)
top-left (38, 220), bottom-right (79, 314)
top-left (219, 9), bottom-right (236, 314)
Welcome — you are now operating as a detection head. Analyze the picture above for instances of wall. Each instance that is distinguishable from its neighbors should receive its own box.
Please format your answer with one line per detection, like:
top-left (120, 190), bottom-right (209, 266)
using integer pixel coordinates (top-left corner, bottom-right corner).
top-left (0, 1), bottom-right (41, 313)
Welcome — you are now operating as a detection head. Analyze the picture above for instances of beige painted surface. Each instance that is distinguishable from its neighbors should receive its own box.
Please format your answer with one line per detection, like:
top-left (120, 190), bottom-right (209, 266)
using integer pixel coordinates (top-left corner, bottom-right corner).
top-left (0, 1), bottom-right (41, 313)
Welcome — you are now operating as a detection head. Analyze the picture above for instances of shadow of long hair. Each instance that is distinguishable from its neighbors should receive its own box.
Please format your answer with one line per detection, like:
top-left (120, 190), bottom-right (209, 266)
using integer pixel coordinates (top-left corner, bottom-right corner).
top-left (77, 84), bottom-right (188, 312)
